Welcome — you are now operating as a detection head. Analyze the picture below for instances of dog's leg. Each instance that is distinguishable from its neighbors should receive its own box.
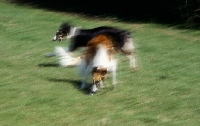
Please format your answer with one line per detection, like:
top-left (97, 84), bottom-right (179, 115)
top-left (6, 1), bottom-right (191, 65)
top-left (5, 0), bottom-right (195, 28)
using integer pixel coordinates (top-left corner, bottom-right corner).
top-left (64, 47), bottom-right (69, 52)
top-left (45, 52), bottom-right (57, 57)
top-left (81, 65), bottom-right (91, 89)
top-left (81, 80), bottom-right (86, 89)
top-left (99, 81), bottom-right (105, 89)
top-left (112, 62), bottom-right (117, 86)
top-left (78, 59), bottom-right (88, 89)
top-left (121, 37), bottom-right (137, 69)
top-left (45, 47), bottom-right (69, 57)
top-left (90, 84), bottom-right (98, 95)
top-left (81, 71), bottom-right (88, 89)
top-left (112, 70), bottom-right (117, 85)
top-left (80, 70), bottom-right (88, 89)
top-left (127, 54), bottom-right (136, 69)
top-left (132, 55), bottom-right (136, 69)
top-left (110, 59), bottom-right (117, 86)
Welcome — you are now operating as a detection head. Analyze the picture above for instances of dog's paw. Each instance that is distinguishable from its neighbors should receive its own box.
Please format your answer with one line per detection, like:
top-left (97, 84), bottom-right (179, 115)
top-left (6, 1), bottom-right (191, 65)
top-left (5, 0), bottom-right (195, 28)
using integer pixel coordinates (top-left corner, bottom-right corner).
top-left (89, 91), bottom-right (96, 95)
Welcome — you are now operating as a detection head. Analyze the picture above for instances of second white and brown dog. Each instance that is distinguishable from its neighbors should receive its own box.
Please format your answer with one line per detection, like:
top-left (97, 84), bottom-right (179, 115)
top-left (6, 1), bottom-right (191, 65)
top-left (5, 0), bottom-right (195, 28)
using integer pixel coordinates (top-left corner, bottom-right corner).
top-left (78, 34), bottom-right (118, 95)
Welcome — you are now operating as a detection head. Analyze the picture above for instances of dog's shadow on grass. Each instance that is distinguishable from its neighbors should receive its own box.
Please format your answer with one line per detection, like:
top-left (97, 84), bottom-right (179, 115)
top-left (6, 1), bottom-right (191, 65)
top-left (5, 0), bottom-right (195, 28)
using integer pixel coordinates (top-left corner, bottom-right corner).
top-left (47, 78), bottom-right (91, 95)
top-left (38, 63), bottom-right (59, 67)
top-left (37, 63), bottom-right (78, 68)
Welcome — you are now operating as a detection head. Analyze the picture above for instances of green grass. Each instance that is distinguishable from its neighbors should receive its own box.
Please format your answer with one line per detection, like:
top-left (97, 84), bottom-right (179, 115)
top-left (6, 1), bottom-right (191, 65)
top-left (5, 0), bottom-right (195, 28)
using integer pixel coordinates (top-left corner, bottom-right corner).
top-left (0, 1), bottom-right (200, 125)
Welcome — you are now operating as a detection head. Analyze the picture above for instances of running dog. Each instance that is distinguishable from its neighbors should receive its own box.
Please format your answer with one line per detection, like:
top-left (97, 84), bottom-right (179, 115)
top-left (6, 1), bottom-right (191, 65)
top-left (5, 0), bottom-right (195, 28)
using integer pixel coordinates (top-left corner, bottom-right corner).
top-left (50, 22), bottom-right (136, 69)
top-left (78, 34), bottom-right (118, 95)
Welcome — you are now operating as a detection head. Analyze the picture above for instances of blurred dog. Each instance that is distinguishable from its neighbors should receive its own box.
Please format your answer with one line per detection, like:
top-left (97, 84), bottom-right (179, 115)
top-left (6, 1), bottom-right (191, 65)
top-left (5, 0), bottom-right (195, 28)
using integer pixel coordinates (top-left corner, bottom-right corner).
top-left (50, 22), bottom-right (136, 69)
top-left (78, 34), bottom-right (117, 95)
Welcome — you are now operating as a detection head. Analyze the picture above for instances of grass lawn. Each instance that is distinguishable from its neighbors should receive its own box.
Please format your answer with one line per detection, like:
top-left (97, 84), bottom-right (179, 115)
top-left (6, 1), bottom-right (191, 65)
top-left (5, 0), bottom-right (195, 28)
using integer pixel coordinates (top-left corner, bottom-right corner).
top-left (0, 1), bottom-right (200, 125)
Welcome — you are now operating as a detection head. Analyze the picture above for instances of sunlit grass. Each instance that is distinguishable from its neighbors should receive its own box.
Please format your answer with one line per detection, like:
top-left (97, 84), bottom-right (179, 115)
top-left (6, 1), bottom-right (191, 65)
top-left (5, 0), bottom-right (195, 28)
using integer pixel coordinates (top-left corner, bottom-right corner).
top-left (0, 1), bottom-right (200, 126)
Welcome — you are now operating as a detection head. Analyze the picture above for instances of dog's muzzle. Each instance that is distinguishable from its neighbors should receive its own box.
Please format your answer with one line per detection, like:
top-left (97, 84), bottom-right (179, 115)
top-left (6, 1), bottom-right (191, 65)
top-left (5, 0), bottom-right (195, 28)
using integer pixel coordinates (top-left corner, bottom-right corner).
top-left (52, 35), bottom-right (57, 41)
top-left (52, 35), bottom-right (63, 42)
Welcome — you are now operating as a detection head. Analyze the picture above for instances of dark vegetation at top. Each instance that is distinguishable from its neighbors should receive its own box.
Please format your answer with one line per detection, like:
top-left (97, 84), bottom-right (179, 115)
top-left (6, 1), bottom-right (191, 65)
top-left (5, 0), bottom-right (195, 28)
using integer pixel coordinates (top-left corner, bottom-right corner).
top-left (9, 0), bottom-right (200, 28)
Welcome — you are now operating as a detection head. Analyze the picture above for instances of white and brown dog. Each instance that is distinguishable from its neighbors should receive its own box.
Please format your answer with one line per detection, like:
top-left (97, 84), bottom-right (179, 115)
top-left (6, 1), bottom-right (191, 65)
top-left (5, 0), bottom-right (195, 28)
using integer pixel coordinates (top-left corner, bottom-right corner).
top-left (78, 34), bottom-right (118, 95)
top-left (49, 22), bottom-right (136, 69)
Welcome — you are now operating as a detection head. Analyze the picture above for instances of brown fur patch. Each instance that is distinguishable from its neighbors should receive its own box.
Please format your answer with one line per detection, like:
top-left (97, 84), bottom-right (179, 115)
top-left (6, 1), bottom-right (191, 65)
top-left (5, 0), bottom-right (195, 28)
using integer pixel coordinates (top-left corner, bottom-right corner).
top-left (84, 34), bottom-right (116, 66)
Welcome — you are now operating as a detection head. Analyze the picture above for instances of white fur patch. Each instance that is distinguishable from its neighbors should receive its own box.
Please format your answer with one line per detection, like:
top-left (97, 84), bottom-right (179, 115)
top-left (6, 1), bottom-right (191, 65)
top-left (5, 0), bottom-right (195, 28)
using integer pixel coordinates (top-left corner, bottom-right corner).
top-left (93, 45), bottom-right (110, 69)
top-left (122, 38), bottom-right (135, 52)
top-left (55, 46), bottom-right (81, 67)
top-left (66, 27), bottom-right (78, 39)
top-left (52, 35), bottom-right (57, 41)
top-left (123, 38), bottom-right (135, 52)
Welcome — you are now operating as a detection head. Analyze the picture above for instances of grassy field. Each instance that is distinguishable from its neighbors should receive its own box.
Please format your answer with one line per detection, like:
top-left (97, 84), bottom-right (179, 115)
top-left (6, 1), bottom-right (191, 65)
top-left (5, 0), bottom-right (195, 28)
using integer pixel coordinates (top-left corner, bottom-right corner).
top-left (0, 1), bottom-right (200, 125)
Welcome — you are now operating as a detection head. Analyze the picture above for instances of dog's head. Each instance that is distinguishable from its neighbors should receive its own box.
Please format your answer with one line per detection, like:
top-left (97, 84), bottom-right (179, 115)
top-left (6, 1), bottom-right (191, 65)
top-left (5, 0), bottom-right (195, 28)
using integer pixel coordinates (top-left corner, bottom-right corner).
top-left (52, 22), bottom-right (71, 41)
top-left (92, 67), bottom-right (108, 86)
